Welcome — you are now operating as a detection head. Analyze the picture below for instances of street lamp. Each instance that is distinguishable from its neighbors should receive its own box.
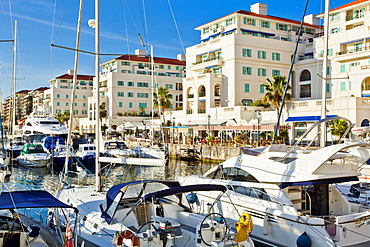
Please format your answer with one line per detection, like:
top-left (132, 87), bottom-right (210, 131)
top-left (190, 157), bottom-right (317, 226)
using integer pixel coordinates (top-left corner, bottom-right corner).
top-left (172, 117), bottom-right (176, 144)
top-left (256, 111), bottom-right (261, 147)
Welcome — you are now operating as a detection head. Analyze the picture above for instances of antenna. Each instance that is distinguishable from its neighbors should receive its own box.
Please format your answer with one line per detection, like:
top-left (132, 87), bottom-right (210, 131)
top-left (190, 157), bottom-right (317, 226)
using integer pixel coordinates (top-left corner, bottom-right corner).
top-left (138, 33), bottom-right (145, 47)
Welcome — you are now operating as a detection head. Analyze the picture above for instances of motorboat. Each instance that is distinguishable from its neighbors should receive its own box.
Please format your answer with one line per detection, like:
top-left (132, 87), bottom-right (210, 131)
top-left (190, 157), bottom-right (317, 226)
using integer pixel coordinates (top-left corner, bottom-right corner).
top-left (56, 180), bottom-right (254, 247)
top-left (103, 141), bottom-right (135, 158)
top-left (133, 145), bottom-right (168, 160)
top-left (21, 110), bottom-right (68, 137)
top-left (0, 190), bottom-right (77, 247)
top-left (181, 116), bottom-right (370, 247)
top-left (41, 136), bottom-right (71, 167)
top-left (74, 143), bottom-right (96, 166)
top-left (16, 143), bottom-right (51, 167)
top-left (176, 148), bottom-right (202, 161)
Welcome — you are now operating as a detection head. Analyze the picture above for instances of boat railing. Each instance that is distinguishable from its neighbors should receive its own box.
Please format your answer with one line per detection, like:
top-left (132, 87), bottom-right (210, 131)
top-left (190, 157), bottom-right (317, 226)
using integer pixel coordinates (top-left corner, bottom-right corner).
top-left (278, 116), bottom-right (352, 162)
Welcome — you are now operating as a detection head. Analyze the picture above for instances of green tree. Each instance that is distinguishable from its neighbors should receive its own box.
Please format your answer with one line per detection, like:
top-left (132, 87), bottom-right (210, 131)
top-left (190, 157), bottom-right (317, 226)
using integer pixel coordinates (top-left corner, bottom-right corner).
top-left (55, 111), bottom-right (70, 125)
top-left (153, 86), bottom-right (172, 122)
top-left (99, 103), bottom-right (107, 120)
top-left (328, 119), bottom-right (349, 141)
top-left (139, 107), bottom-right (146, 116)
top-left (262, 76), bottom-right (292, 114)
top-left (250, 99), bottom-right (270, 108)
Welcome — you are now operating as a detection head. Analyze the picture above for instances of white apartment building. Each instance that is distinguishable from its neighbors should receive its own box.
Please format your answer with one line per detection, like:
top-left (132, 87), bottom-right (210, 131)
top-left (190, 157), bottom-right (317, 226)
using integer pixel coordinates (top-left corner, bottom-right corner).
top-left (166, 1), bottom-right (370, 143)
top-left (172, 3), bottom-right (323, 126)
top-left (44, 70), bottom-right (94, 118)
top-left (79, 49), bottom-right (186, 132)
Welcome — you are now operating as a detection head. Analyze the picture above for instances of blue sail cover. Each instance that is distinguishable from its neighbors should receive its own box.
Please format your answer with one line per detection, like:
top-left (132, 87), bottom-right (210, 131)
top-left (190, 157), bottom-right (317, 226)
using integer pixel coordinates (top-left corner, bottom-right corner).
top-left (42, 136), bottom-right (65, 150)
top-left (0, 191), bottom-right (75, 209)
top-left (100, 180), bottom-right (181, 224)
top-left (141, 184), bottom-right (227, 202)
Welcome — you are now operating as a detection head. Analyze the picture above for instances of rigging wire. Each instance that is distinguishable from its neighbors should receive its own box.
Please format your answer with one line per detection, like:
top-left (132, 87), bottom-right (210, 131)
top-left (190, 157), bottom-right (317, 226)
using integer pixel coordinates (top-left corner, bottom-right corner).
top-left (273, 0), bottom-right (310, 143)
top-left (167, 0), bottom-right (185, 53)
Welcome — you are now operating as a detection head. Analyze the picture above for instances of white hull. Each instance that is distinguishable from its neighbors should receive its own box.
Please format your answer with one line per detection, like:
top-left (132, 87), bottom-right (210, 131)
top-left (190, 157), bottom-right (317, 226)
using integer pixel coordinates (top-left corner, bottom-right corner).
top-left (99, 156), bottom-right (167, 166)
top-left (17, 156), bottom-right (50, 167)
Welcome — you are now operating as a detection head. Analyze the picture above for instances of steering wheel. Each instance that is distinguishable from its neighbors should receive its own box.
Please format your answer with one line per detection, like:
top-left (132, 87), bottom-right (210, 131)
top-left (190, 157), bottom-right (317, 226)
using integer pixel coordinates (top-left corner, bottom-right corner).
top-left (199, 213), bottom-right (227, 246)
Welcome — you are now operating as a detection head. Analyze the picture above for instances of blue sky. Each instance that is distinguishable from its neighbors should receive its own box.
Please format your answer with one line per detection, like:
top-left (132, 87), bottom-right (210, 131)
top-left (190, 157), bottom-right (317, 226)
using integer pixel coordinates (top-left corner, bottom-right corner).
top-left (0, 0), bottom-right (351, 99)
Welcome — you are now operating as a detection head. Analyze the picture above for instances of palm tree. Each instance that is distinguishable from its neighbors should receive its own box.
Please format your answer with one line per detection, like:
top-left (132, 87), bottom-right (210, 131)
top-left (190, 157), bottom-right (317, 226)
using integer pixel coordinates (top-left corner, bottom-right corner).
top-left (55, 111), bottom-right (70, 125)
top-left (328, 119), bottom-right (349, 142)
top-left (262, 76), bottom-right (292, 114)
top-left (153, 86), bottom-right (172, 122)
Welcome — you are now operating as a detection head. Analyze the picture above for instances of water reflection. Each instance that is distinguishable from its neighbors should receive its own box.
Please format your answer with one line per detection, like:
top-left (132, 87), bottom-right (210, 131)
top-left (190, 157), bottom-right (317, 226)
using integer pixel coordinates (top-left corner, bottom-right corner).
top-left (2, 159), bottom-right (218, 191)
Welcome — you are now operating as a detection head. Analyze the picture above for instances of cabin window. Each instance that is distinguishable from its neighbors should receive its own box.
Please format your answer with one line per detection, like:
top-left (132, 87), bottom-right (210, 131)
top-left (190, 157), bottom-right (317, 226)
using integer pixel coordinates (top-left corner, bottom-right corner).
top-left (205, 166), bottom-right (259, 183)
top-left (228, 185), bottom-right (270, 201)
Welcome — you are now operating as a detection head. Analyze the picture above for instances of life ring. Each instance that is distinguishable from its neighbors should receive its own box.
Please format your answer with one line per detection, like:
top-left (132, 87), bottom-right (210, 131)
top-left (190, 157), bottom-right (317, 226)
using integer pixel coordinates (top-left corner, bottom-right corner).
top-left (234, 213), bottom-right (253, 242)
top-left (115, 230), bottom-right (139, 246)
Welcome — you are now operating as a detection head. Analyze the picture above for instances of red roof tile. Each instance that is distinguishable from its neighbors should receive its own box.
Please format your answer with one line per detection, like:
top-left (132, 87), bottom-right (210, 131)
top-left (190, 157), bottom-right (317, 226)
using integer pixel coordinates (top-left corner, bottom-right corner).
top-left (113, 55), bottom-right (186, 66)
top-left (55, 74), bottom-right (94, 80)
top-left (196, 10), bottom-right (323, 29)
top-left (325, 0), bottom-right (369, 13)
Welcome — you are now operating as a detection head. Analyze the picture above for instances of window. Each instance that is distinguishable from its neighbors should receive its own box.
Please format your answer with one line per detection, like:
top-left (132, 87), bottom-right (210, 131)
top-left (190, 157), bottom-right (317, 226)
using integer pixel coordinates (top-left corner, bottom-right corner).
top-left (56, 109), bottom-right (61, 113)
top-left (258, 51), bottom-right (266, 59)
top-left (119, 102), bottom-right (123, 107)
top-left (83, 103), bottom-right (86, 107)
top-left (74, 103), bottom-right (78, 106)
top-left (328, 49), bottom-right (333, 56)
top-left (258, 68), bottom-right (267, 76)
top-left (329, 13), bottom-right (340, 21)
top-left (272, 70), bottom-right (280, 76)
top-left (128, 81), bottom-right (134, 86)
top-left (122, 61), bottom-right (131, 66)
top-left (139, 103), bottom-right (147, 108)
top-left (57, 94), bottom-right (60, 98)
top-left (242, 66), bottom-right (252, 75)
top-left (137, 93), bottom-right (149, 98)
top-left (82, 110), bottom-right (87, 114)
top-left (354, 43), bottom-right (362, 52)
top-left (276, 23), bottom-right (288, 31)
top-left (244, 18), bottom-right (256, 26)
top-left (137, 82), bottom-right (149, 87)
top-left (340, 64), bottom-right (346, 73)
top-left (137, 71), bottom-right (147, 75)
top-left (121, 70), bottom-right (131, 73)
top-left (159, 65), bottom-right (164, 69)
top-left (117, 92), bottom-right (124, 97)
top-left (117, 81), bottom-right (124, 86)
top-left (74, 110), bottom-right (78, 114)
top-left (261, 21), bottom-right (270, 28)
top-left (272, 52), bottom-right (281, 61)
top-left (56, 102), bottom-right (60, 106)
top-left (327, 66), bottom-right (330, 75)
top-left (242, 48), bottom-right (252, 57)
top-left (244, 83), bottom-right (250, 92)
top-left (83, 95), bottom-right (87, 99)
top-left (330, 27), bottom-right (340, 34)
top-left (260, 85), bottom-right (265, 93)
top-left (225, 17), bottom-right (235, 26)
top-left (128, 92), bottom-right (134, 97)
top-left (129, 102), bottom-right (133, 108)
top-left (74, 95), bottom-right (77, 99)
top-left (66, 95), bottom-right (69, 99)
top-left (340, 81), bottom-right (346, 91)
top-left (165, 84), bottom-right (173, 89)
top-left (326, 83), bottom-right (331, 92)
top-left (349, 81), bottom-right (352, 90)
top-left (66, 102), bottom-right (69, 106)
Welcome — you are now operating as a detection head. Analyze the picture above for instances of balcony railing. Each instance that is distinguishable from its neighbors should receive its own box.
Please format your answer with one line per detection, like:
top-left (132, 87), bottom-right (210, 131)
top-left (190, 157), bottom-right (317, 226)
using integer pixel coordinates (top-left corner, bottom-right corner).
top-left (199, 92), bottom-right (206, 97)
top-left (346, 13), bottom-right (364, 21)
top-left (337, 48), bottom-right (367, 55)
top-left (362, 85), bottom-right (370, 90)
top-left (186, 110), bottom-right (193, 114)
top-left (188, 94), bottom-right (194, 98)
top-left (198, 109), bottom-right (206, 114)
top-left (192, 56), bottom-right (221, 66)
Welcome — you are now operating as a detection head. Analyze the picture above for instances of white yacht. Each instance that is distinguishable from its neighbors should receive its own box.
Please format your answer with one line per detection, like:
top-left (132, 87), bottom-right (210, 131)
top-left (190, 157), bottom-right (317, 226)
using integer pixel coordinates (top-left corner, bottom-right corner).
top-left (16, 143), bottom-right (51, 167)
top-left (181, 117), bottom-right (370, 247)
top-left (21, 110), bottom-right (68, 136)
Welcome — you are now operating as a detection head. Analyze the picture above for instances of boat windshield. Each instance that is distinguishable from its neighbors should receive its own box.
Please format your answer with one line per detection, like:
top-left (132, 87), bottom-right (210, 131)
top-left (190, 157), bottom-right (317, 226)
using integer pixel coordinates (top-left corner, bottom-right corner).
top-left (205, 166), bottom-right (259, 183)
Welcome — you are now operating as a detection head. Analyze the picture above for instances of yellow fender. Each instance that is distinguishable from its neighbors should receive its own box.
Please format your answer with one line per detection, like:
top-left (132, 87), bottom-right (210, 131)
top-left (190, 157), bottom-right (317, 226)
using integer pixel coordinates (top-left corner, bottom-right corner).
top-left (234, 213), bottom-right (253, 243)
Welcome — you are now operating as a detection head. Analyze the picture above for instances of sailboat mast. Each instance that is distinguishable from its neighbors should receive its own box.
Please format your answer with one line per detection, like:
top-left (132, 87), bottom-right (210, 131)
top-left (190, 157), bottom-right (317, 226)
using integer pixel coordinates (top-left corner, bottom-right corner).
top-left (320, 0), bottom-right (330, 147)
top-left (62, 0), bottom-right (84, 183)
top-left (150, 45), bottom-right (154, 146)
top-left (11, 20), bottom-right (17, 141)
top-left (95, 0), bottom-right (101, 192)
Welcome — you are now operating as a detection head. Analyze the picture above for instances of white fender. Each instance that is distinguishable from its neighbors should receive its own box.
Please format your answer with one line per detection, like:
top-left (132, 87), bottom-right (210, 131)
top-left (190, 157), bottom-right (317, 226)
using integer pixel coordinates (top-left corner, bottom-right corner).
top-left (263, 214), bottom-right (270, 235)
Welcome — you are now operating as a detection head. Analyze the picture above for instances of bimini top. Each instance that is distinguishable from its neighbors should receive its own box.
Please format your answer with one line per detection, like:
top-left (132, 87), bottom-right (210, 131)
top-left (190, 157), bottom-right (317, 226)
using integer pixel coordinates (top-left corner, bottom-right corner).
top-left (42, 136), bottom-right (65, 150)
top-left (141, 184), bottom-right (227, 202)
top-left (0, 190), bottom-right (75, 209)
top-left (100, 180), bottom-right (181, 224)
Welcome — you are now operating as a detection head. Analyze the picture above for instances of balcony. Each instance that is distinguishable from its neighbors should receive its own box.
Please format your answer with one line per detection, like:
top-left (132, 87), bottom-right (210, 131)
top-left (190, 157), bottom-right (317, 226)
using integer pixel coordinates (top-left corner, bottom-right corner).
top-left (198, 109), bottom-right (206, 114)
top-left (191, 57), bottom-right (223, 71)
top-left (346, 13), bottom-right (364, 21)
top-left (336, 48), bottom-right (366, 55)
top-left (199, 92), bottom-right (206, 97)
top-left (186, 110), bottom-right (193, 114)
top-left (188, 94), bottom-right (194, 99)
